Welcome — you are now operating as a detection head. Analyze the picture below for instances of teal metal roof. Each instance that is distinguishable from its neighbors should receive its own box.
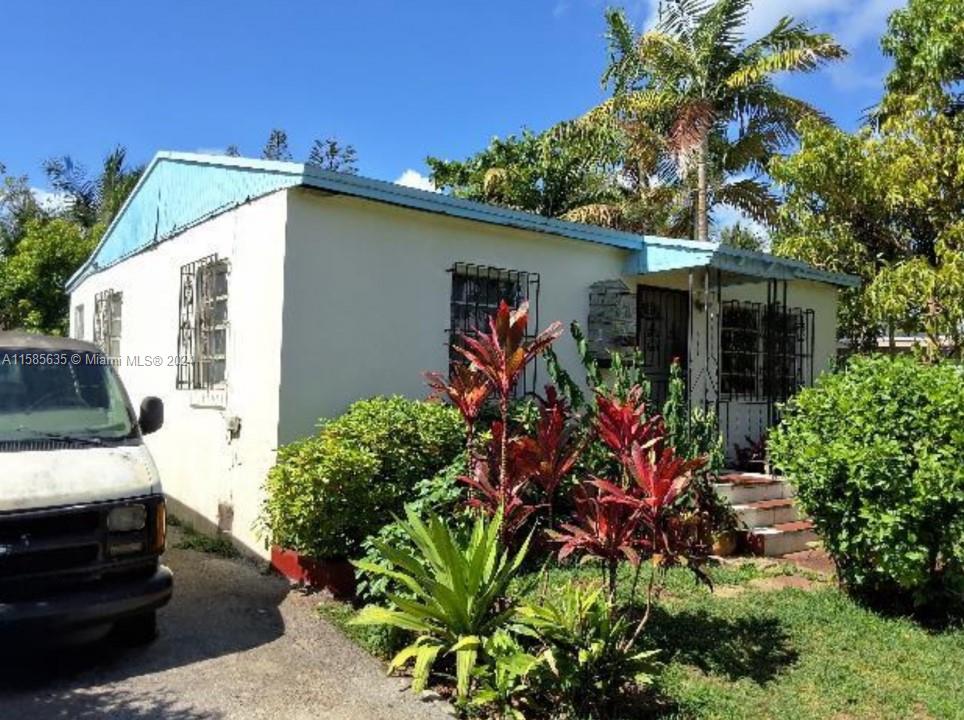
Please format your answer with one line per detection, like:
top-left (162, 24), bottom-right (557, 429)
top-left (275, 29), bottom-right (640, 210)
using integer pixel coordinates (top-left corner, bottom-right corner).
top-left (627, 236), bottom-right (860, 287)
top-left (67, 151), bottom-right (859, 290)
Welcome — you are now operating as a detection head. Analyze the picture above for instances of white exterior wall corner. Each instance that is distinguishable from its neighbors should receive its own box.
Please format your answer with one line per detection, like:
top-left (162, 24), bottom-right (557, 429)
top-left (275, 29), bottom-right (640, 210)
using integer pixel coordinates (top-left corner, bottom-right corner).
top-left (68, 191), bottom-right (289, 558)
top-left (277, 188), bottom-right (631, 443)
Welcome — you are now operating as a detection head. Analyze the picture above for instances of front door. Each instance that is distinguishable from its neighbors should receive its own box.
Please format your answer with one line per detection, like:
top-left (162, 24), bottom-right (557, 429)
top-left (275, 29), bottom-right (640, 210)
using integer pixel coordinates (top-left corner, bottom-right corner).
top-left (636, 285), bottom-right (689, 405)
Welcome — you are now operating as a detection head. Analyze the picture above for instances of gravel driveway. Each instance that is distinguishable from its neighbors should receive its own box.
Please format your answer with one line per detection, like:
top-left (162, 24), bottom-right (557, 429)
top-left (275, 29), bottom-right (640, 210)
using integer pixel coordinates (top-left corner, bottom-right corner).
top-left (0, 529), bottom-right (451, 720)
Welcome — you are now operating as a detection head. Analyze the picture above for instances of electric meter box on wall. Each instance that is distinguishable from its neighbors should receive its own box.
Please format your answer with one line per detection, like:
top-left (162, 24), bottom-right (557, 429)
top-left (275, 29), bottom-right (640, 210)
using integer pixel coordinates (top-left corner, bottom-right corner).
top-left (0, 332), bottom-right (172, 642)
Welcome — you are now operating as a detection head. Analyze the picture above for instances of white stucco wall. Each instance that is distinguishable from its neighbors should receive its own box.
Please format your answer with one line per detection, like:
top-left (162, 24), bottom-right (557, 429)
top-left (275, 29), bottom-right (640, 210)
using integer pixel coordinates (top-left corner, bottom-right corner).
top-left (69, 191), bottom-right (288, 556)
top-left (277, 188), bottom-right (629, 443)
top-left (67, 182), bottom-right (842, 557)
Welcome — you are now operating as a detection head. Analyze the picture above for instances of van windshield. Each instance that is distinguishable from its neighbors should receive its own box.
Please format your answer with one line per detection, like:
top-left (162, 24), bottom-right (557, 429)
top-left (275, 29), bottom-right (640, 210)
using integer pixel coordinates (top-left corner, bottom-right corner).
top-left (0, 349), bottom-right (135, 443)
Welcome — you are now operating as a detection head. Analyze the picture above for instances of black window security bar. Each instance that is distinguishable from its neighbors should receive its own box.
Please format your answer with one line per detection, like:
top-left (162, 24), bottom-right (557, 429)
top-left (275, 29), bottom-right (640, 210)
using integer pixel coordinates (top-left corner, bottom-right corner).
top-left (636, 286), bottom-right (689, 406)
top-left (447, 262), bottom-right (541, 394)
top-left (177, 254), bottom-right (229, 390)
top-left (720, 300), bottom-right (814, 402)
top-left (93, 290), bottom-right (122, 358)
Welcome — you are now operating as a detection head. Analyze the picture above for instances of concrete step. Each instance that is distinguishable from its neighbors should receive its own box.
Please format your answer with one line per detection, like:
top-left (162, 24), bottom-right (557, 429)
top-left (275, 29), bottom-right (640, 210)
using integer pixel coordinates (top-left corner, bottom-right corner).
top-left (714, 472), bottom-right (795, 505)
top-left (732, 497), bottom-right (800, 528)
top-left (745, 520), bottom-right (818, 557)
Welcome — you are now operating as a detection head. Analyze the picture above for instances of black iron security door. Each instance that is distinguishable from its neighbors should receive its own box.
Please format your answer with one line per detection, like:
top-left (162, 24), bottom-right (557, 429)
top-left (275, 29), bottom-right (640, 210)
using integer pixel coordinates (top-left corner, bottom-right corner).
top-left (636, 285), bottom-right (689, 405)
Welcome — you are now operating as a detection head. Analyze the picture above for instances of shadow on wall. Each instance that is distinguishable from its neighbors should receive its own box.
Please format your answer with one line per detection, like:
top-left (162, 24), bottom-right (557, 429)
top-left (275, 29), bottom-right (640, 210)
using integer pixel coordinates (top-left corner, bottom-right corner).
top-left (0, 527), bottom-right (289, 709)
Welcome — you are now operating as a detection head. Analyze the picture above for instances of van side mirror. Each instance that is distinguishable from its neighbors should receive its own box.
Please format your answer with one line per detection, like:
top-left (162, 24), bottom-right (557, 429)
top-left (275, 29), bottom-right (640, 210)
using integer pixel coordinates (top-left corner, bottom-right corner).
top-left (139, 397), bottom-right (164, 435)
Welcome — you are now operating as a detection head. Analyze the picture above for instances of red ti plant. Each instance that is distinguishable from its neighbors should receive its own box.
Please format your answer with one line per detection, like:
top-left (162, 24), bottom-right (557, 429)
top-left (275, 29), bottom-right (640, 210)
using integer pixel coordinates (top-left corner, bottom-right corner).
top-left (529, 386), bottom-right (583, 525)
top-left (461, 421), bottom-right (541, 542)
top-left (425, 363), bottom-right (491, 450)
top-left (594, 387), bottom-right (664, 484)
top-left (454, 301), bottom-right (563, 407)
top-left (550, 434), bottom-right (710, 607)
top-left (548, 481), bottom-right (643, 598)
top-left (451, 301), bottom-right (563, 541)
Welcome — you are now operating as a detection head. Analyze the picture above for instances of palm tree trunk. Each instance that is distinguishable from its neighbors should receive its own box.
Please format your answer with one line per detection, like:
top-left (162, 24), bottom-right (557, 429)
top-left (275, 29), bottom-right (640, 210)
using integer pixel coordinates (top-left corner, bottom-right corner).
top-left (696, 136), bottom-right (709, 242)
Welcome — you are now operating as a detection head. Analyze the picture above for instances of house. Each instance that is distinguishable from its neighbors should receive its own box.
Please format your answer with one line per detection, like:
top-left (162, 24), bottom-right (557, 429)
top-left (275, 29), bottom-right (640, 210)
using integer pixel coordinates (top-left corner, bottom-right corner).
top-left (66, 152), bottom-right (858, 557)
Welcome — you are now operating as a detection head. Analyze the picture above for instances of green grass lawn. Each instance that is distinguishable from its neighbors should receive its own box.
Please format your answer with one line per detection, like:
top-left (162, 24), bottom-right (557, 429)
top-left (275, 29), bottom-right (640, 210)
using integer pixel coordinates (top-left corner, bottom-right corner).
top-left (318, 559), bottom-right (964, 720)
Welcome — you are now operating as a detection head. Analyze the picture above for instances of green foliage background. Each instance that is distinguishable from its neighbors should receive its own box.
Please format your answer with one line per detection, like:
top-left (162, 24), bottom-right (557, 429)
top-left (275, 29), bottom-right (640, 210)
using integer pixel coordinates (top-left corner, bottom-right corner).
top-left (769, 355), bottom-right (964, 606)
top-left (258, 396), bottom-right (464, 559)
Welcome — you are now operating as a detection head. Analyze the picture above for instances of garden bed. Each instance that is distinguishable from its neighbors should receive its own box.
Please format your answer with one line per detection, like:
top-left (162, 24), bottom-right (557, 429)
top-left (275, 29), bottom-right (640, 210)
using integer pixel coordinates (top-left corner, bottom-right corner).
top-left (319, 560), bottom-right (964, 720)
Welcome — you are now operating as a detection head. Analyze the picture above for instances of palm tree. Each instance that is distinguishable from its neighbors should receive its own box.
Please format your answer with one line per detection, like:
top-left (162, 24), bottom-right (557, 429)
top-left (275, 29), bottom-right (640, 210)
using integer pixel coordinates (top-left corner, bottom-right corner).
top-left (586, 0), bottom-right (846, 242)
top-left (43, 146), bottom-right (143, 230)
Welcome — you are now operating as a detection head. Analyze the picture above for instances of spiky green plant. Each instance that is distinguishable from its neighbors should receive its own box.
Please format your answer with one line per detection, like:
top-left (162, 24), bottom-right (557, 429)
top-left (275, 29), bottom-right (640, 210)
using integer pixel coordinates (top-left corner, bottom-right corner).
top-left (351, 508), bottom-right (530, 698)
top-left (515, 584), bottom-right (660, 718)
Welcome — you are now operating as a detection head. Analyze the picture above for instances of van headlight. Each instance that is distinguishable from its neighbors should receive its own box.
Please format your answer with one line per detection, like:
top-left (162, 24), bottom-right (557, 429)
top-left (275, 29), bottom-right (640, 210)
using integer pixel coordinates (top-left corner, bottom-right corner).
top-left (107, 503), bottom-right (147, 532)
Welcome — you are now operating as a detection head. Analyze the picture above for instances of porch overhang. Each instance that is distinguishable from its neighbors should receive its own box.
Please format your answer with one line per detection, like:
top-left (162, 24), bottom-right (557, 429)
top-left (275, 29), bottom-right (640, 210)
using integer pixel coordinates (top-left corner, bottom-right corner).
top-left (625, 237), bottom-right (860, 288)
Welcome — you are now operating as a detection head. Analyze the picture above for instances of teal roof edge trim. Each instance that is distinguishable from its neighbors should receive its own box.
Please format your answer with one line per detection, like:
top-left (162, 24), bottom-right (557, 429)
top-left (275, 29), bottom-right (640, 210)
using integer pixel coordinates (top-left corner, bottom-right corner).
top-left (626, 236), bottom-right (859, 288)
top-left (67, 152), bottom-right (302, 289)
top-left (67, 151), bottom-right (859, 291)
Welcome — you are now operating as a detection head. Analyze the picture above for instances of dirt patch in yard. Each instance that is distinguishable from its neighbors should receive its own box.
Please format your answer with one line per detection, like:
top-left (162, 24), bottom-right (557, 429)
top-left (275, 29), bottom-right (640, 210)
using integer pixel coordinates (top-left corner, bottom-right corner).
top-left (748, 575), bottom-right (820, 592)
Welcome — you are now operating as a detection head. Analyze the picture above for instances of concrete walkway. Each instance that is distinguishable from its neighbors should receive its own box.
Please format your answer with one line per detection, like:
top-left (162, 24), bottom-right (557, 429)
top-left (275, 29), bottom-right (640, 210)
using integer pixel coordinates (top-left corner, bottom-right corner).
top-left (0, 531), bottom-right (452, 720)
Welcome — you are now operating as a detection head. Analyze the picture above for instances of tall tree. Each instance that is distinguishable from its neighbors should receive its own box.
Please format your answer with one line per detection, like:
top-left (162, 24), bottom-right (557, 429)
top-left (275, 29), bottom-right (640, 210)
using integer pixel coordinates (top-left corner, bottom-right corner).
top-left (0, 218), bottom-right (95, 334)
top-left (772, 0), bottom-right (964, 357)
top-left (591, 1), bottom-right (845, 241)
top-left (0, 169), bottom-right (45, 256)
top-left (880, 0), bottom-right (964, 103)
top-left (428, 121), bottom-right (623, 219)
top-left (719, 221), bottom-right (764, 251)
top-left (43, 146), bottom-right (142, 230)
top-left (307, 137), bottom-right (358, 174)
top-left (261, 129), bottom-right (292, 161)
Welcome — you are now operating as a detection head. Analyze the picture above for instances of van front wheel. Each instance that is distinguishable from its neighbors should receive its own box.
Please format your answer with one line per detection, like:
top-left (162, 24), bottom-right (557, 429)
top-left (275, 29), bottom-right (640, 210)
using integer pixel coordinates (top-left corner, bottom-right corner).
top-left (114, 611), bottom-right (158, 645)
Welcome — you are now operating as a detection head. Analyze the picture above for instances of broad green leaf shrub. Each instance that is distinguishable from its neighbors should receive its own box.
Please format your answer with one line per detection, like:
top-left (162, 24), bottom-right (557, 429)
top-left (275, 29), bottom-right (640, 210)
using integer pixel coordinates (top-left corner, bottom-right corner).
top-left (356, 455), bottom-right (472, 605)
top-left (769, 355), bottom-right (964, 606)
top-left (351, 509), bottom-right (530, 699)
top-left (515, 584), bottom-right (659, 719)
top-left (258, 396), bottom-right (463, 558)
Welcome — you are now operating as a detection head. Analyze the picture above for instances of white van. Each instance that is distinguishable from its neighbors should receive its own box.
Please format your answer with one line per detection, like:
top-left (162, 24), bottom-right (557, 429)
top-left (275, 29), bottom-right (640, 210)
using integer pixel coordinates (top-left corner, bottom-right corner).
top-left (0, 332), bottom-right (172, 642)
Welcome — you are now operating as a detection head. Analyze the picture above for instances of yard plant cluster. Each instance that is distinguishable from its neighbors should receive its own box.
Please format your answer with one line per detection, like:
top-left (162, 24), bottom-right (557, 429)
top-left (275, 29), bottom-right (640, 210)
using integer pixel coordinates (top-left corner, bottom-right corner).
top-left (263, 301), bottom-right (731, 719)
top-left (261, 299), bottom-right (964, 718)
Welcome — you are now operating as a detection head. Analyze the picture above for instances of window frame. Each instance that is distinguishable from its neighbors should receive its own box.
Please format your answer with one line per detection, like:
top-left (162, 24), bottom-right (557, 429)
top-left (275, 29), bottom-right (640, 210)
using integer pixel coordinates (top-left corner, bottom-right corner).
top-left (719, 300), bottom-right (814, 401)
top-left (73, 304), bottom-right (85, 340)
top-left (177, 254), bottom-right (229, 391)
top-left (447, 262), bottom-right (541, 394)
top-left (93, 290), bottom-right (122, 358)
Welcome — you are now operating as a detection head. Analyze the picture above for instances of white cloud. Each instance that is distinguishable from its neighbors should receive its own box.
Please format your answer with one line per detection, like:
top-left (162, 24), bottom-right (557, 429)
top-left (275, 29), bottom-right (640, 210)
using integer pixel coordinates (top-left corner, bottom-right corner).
top-left (31, 187), bottom-right (70, 212)
top-left (394, 169), bottom-right (437, 192)
top-left (638, 0), bottom-right (901, 49)
top-left (194, 147), bottom-right (230, 156)
top-left (553, 1), bottom-right (570, 18)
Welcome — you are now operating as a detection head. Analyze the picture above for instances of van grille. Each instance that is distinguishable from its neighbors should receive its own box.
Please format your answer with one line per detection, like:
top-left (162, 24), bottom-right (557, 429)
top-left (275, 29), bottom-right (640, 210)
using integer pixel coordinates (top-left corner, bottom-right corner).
top-left (0, 498), bottom-right (160, 601)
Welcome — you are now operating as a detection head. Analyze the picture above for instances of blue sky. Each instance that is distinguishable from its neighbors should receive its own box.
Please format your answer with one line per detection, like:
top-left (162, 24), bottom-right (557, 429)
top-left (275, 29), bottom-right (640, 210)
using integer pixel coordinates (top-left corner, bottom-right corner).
top-left (2, 0), bottom-right (903, 214)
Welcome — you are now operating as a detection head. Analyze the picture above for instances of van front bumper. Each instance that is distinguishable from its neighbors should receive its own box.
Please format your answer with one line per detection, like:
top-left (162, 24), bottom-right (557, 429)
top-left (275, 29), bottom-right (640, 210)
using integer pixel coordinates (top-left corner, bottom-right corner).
top-left (0, 564), bottom-right (173, 633)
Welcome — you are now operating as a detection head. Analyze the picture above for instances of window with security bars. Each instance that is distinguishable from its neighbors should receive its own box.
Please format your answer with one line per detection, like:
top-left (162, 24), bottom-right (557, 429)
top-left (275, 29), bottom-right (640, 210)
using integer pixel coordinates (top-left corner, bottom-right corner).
top-left (720, 301), bottom-right (814, 400)
top-left (447, 262), bottom-right (540, 393)
top-left (93, 290), bottom-right (122, 357)
top-left (73, 304), bottom-right (85, 340)
top-left (177, 255), bottom-right (229, 389)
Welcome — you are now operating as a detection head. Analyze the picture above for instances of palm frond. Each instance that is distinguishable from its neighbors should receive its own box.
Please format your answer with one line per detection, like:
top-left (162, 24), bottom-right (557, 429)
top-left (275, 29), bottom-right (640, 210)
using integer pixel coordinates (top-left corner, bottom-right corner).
top-left (692, 0), bottom-right (752, 54)
top-left (637, 31), bottom-right (695, 81)
top-left (668, 99), bottom-right (717, 158)
top-left (726, 24), bottom-right (847, 89)
top-left (714, 178), bottom-right (779, 226)
top-left (561, 202), bottom-right (626, 228)
top-left (602, 8), bottom-right (641, 92)
top-left (658, 0), bottom-right (713, 44)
